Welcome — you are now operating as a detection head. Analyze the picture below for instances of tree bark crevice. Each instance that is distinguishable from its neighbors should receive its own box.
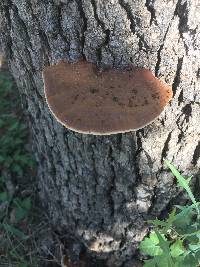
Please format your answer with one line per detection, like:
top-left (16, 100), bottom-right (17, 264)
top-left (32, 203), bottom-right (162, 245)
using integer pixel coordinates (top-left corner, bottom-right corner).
top-left (145, 0), bottom-right (157, 26)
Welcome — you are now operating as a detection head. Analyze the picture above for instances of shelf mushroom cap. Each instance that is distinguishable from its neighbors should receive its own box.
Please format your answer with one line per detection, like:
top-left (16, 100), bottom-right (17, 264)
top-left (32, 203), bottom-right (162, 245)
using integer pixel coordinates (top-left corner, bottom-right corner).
top-left (43, 61), bottom-right (173, 135)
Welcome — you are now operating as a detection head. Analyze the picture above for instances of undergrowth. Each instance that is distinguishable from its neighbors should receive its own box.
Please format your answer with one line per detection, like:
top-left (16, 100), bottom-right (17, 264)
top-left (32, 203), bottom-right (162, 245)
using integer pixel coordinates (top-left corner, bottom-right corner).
top-left (0, 70), bottom-right (40, 267)
top-left (139, 161), bottom-right (200, 267)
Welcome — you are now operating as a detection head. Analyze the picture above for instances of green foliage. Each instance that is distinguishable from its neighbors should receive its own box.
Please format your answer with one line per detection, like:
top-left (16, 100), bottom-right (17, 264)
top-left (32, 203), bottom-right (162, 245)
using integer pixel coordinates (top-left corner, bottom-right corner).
top-left (0, 73), bottom-right (35, 177)
top-left (2, 223), bottom-right (28, 240)
top-left (0, 71), bottom-right (37, 266)
top-left (18, 263), bottom-right (29, 267)
top-left (165, 160), bottom-right (199, 216)
top-left (139, 161), bottom-right (200, 267)
top-left (139, 232), bottom-right (163, 256)
top-left (13, 197), bottom-right (32, 222)
top-left (0, 115), bottom-right (35, 176)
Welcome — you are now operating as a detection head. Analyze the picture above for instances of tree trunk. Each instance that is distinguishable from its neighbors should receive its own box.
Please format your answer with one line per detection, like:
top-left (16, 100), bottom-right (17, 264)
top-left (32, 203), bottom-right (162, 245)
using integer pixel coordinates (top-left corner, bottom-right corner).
top-left (0, 0), bottom-right (200, 266)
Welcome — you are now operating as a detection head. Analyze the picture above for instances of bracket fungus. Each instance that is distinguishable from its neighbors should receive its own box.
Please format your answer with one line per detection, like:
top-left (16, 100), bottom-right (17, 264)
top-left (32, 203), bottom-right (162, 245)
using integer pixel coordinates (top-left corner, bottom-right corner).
top-left (43, 61), bottom-right (172, 135)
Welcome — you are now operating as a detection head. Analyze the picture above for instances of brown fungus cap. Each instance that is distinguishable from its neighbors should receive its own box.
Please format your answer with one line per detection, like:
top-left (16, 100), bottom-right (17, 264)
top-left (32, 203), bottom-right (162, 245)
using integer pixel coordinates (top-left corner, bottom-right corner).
top-left (43, 61), bottom-right (173, 135)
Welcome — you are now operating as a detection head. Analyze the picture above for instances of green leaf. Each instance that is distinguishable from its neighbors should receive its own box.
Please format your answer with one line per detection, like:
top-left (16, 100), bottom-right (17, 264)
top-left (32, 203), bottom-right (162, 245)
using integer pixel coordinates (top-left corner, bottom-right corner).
top-left (13, 197), bottom-right (31, 211)
top-left (12, 197), bottom-right (31, 222)
top-left (139, 232), bottom-right (163, 256)
top-left (21, 197), bottom-right (31, 210)
top-left (148, 218), bottom-right (169, 228)
top-left (8, 121), bottom-right (19, 131)
top-left (188, 243), bottom-right (200, 252)
top-left (0, 176), bottom-right (6, 183)
top-left (170, 240), bottom-right (185, 257)
top-left (0, 154), bottom-right (6, 162)
top-left (0, 191), bottom-right (9, 202)
top-left (11, 163), bottom-right (23, 176)
top-left (18, 262), bottom-right (29, 267)
top-left (0, 118), bottom-right (5, 127)
top-left (154, 255), bottom-right (169, 267)
top-left (172, 255), bottom-right (186, 267)
top-left (183, 230), bottom-right (200, 237)
top-left (161, 208), bottom-right (177, 234)
top-left (155, 231), bottom-right (170, 254)
top-left (196, 250), bottom-right (200, 261)
top-left (187, 175), bottom-right (193, 184)
top-left (165, 161), bottom-right (199, 215)
top-left (182, 254), bottom-right (199, 267)
top-left (2, 223), bottom-right (28, 239)
top-left (174, 205), bottom-right (195, 227)
top-left (166, 208), bottom-right (177, 223)
top-left (187, 235), bottom-right (199, 244)
top-left (155, 231), bottom-right (174, 266)
top-left (143, 259), bottom-right (157, 267)
top-left (15, 207), bottom-right (28, 222)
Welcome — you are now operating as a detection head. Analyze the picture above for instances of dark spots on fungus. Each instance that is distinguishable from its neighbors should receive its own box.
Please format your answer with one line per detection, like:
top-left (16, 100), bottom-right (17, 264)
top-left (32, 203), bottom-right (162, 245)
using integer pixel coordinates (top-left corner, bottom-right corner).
top-left (113, 96), bottom-right (118, 102)
top-left (128, 99), bottom-right (133, 107)
top-left (132, 89), bottom-right (137, 95)
top-left (73, 94), bottom-right (79, 100)
top-left (152, 92), bottom-right (160, 100)
top-left (90, 88), bottom-right (99, 94)
top-left (118, 102), bottom-right (125, 107)
top-left (71, 94), bottom-right (79, 104)
top-left (112, 96), bottom-right (126, 107)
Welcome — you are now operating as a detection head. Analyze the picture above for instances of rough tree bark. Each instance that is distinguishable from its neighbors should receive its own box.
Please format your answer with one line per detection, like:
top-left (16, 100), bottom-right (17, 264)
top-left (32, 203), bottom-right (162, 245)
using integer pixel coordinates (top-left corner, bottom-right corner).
top-left (0, 0), bottom-right (200, 266)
